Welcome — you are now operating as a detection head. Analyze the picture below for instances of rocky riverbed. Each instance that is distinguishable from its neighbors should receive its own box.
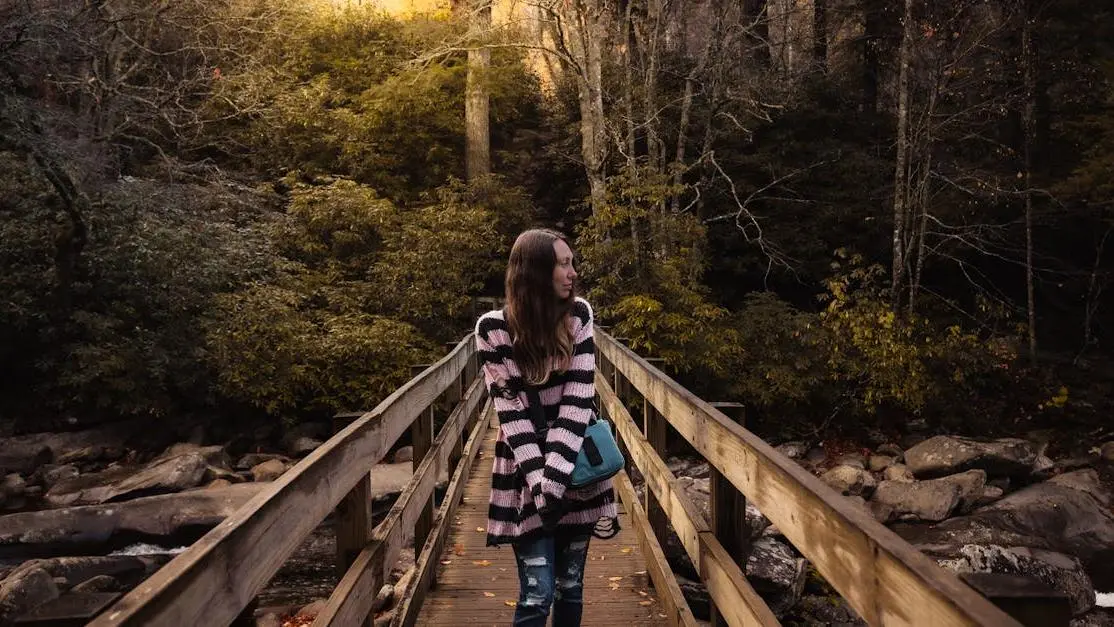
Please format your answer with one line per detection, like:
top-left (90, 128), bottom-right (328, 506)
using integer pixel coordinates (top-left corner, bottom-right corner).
top-left (0, 420), bottom-right (428, 625)
top-left (637, 434), bottom-right (1114, 626)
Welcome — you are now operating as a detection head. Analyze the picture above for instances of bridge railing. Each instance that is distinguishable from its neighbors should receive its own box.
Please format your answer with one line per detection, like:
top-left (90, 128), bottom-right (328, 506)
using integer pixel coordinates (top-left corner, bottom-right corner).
top-left (89, 336), bottom-right (483, 627)
top-left (594, 328), bottom-right (1022, 627)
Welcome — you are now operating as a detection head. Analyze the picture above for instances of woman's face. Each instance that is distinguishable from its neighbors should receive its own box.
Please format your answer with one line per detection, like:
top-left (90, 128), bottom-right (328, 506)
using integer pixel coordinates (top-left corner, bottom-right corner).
top-left (552, 239), bottom-right (577, 299)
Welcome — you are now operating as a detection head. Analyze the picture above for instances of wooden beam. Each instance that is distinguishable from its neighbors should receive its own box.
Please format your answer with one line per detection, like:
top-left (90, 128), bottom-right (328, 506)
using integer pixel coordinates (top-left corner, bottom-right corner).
top-left (612, 471), bottom-right (699, 627)
top-left (595, 330), bottom-right (1021, 627)
top-left (312, 384), bottom-right (488, 627)
top-left (599, 376), bottom-right (780, 627)
top-left (708, 402), bottom-right (748, 627)
top-left (89, 337), bottom-right (476, 627)
top-left (410, 365), bottom-right (436, 558)
top-left (333, 413), bottom-right (373, 587)
top-left (392, 407), bottom-right (490, 627)
top-left (643, 396), bottom-right (669, 547)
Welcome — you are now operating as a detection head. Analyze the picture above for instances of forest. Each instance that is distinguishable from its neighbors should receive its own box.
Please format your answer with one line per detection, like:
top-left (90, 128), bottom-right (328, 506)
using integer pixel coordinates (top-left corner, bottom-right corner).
top-left (2, 0), bottom-right (1113, 447)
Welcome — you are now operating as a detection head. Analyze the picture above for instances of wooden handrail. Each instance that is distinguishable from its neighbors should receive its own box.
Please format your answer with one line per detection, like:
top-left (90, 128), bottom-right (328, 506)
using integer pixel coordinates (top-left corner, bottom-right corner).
top-left (313, 378), bottom-right (487, 626)
top-left (594, 329), bottom-right (1021, 627)
top-left (598, 373), bottom-right (780, 627)
top-left (90, 336), bottom-right (476, 627)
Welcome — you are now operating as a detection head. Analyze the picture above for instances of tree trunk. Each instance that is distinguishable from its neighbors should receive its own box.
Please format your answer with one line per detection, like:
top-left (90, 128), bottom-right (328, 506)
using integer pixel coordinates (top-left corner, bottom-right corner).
top-left (574, 0), bottom-right (608, 209)
top-left (1022, 0), bottom-right (1038, 365)
top-left (814, 0), bottom-right (827, 71)
top-left (890, 0), bottom-right (915, 307)
top-left (862, 0), bottom-right (882, 112)
top-left (465, 0), bottom-right (492, 181)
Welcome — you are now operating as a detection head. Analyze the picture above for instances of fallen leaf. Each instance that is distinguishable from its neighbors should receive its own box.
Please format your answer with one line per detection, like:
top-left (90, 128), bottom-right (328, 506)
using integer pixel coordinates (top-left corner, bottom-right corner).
top-left (440, 560), bottom-right (452, 565)
top-left (635, 570), bottom-right (647, 575)
top-left (620, 547), bottom-right (633, 554)
top-left (609, 582), bottom-right (620, 590)
top-left (473, 560), bottom-right (493, 567)
top-left (476, 526), bottom-right (485, 532)
top-left (638, 591), bottom-right (648, 597)
top-left (639, 601), bottom-right (652, 606)
top-left (453, 543), bottom-right (466, 556)
top-left (483, 592), bottom-right (496, 598)
top-left (504, 600), bottom-right (517, 607)
top-left (608, 576), bottom-right (624, 581)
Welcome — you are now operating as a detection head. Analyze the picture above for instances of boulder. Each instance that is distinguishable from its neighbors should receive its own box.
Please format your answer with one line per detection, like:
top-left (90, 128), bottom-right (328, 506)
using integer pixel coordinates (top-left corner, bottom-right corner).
top-left (296, 599), bottom-right (328, 619)
top-left (820, 465), bottom-right (876, 497)
top-left (255, 612), bottom-right (284, 627)
top-left (251, 459), bottom-right (287, 482)
top-left (158, 444), bottom-right (232, 469)
top-left (896, 469), bottom-right (1114, 590)
top-left (870, 471), bottom-right (985, 523)
top-left (674, 575), bottom-right (710, 619)
top-left (71, 575), bottom-right (119, 593)
top-left (835, 454), bottom-right (866, 470)
top-left (36, 465), bottom-right (80, 489)
top-left (868, 455), bottom-right (895, 472)
top-left (0, 484), bottom-right (264, 557)
top-left (775, 441), bottom-right (809, 459)
top-left (392, 446), bottom-right (414, 464)
top-left (974, 485), bottom-right (1005, 508)
top-left (876, 443), bottom-right (904, 459)
top-left (787, 594), bottom-right (867, 626)
top-left (936, 544), bottom-right (1095, 616)
top-left (904, 436), bottom-right (1038, 478)
top-left (745, 502), bottom-right (772, 538)
top-left (883, 464), bottom-right (915, 483)
top-left (286, 437), bottom-right (323, 458)
top-left (372, 584), bottom-right (394, 613)
top-left (204, 465), bottom-right (245, 484)
top-left (45, 452), bottom-right (211, 506)
top-left (1072, 608), bottom-right (1114, 627)
top-left (0, 566), bottom-right (59, 623)
top-left (1100, 442), bottom-right (1114, 464)
top-left (745, 537), bottom-right (806, 616)
top-left (1, 474), bottom-right (26, 500)
top-left (235, 453), bottom-right (290, 470)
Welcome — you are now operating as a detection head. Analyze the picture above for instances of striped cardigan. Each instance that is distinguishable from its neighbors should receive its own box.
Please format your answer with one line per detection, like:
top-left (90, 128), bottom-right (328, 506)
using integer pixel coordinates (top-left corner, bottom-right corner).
top-left (474, 297), bottom-right (619, 546)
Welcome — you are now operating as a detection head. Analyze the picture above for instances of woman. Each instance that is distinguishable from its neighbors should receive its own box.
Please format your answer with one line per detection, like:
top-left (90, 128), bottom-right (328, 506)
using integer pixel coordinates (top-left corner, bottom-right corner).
top-left (474, 228), bottom-right (619, 627)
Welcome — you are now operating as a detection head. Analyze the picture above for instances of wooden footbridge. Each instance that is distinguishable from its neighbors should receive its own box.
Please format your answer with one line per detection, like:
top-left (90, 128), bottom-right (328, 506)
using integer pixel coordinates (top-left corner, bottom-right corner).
top-left (86, 327), bottom-right (1025, 627)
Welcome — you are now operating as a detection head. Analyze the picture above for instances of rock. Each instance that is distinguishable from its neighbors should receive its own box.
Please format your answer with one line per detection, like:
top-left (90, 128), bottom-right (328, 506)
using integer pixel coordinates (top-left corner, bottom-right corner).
top-left (0, 442), bottom-right (52, 475)
top-left (896, 469), bottom-right (1114, 590)
top-left (71, 575), bottom-right (119, 593)
top-left (206, 479), bottom-right (233, 490)
top-left (287, 437), bottom-right (322, 458)
top-left (392, 446), bottom-right (414, 464)
top-left (869, 455), bottom-right (895, 472)
top-left (1032, 454), bottom-right (1056, 477)
top-left (904, 435), bottom-right (1038, 479)
top-left (295, 599), bottom-right (328, 619)
top-left (687, 462), bottom-right (711, 478)
top-left (372, 583), bottom-right (394, 613)
top-left (877, 443), bottom-right (904, 459)
top-left (745, 537), bottom-right (806, 616)
top-left (1057, 455), bottom-right (1099, 473)
top-left (1, 474), bottom-right (26, 499)
top-left (0, 566), bottom-right (59, 623)
top-left (675, 574), bottom-right (710, 619)
top-left (39, 465), bottom-right (79, 489)
top-left (936, 545), bottom-right (1095, 616)
top-left (821, 465), bottom-right (876, 497)
top-left (883, 464), bottom-right (915, 483)
top-left (775, 441), bottom-right (809, 459)
top-left (787, 594), bottom-right (867, 626)
top-left (373, 611), bottom-right (396, 627)
top-left (804, 447), bottom-right (827, 465)
top-left (871, 471), bottom-right (986, 522)
top-left (255, 612), bottom-right (283, 627)
top-left (745, 502), bottom-right (772, 538)
top-left (0, 484), bottom-right (264, 556)
top-left (205, 465), bottom-right (244, 484)
top-left (974, 485), bottom-right (1005, 507)
top-left (251, 459), bottom-right (287, 482)
top-left (235, 453), bottom-right (290, 470)
top-left (1100, 442), bottom-right (1114, 464)
top-left (158, 444), bottom-right (232, 469)
top-left (836, 454), bottom-right (866, 470)
top-left (1072, 608), bottom-right (1114, 627)
top-left (45, 451), bottom-right (212, 505)
top-left (987, 476), bottom-right (1010, 492)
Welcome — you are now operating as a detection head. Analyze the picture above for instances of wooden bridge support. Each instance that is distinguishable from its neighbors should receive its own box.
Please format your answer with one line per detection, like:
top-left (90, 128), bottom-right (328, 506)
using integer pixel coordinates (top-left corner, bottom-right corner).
top-left (707, 402), bottom-right (748, 627)
top-left (411, 364), bottom-right (436, 570)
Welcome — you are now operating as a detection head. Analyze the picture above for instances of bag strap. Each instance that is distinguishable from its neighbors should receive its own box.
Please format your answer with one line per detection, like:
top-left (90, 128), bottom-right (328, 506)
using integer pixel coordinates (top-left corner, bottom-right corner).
top-left (523, 384), bottom-right (548, 434)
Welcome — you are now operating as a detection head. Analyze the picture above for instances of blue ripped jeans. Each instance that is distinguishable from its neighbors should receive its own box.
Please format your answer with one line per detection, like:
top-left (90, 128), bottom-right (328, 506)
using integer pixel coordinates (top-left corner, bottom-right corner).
top-left (511, 531), bottom-right (591, 627)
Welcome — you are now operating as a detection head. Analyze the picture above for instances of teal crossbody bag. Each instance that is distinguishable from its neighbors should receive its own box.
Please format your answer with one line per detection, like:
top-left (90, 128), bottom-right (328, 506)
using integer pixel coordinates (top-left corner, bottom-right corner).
top-left (524, 386), bottom-right (624, 488)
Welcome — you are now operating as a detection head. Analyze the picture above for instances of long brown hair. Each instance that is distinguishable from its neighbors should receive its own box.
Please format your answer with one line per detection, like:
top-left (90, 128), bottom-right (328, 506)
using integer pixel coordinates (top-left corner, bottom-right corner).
top-left (505, 229), bottom-right (577, 385)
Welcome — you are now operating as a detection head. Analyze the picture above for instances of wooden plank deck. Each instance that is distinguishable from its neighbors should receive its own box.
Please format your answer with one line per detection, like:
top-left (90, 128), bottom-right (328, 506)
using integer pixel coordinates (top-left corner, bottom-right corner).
top-left (416, 423), bottom-right (670, 626)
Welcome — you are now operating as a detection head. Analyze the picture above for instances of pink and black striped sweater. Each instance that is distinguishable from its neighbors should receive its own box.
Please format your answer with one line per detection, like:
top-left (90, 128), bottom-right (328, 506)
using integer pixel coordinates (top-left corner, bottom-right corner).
top-left (474, 298), bottom-right (619, 546)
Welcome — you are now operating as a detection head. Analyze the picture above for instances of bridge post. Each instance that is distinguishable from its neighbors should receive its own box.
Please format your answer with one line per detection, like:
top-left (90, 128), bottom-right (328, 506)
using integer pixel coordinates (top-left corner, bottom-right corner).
top-left (411, 364), bottom-right (436, 582)
top-left (444, 342), bottom-right (465, 465)
top-left (642, 357), bottom-right (669, 566)
top-left (332, 411), bottom-right (373, 589)
top-left (707, 402), bottom-right (749, 627)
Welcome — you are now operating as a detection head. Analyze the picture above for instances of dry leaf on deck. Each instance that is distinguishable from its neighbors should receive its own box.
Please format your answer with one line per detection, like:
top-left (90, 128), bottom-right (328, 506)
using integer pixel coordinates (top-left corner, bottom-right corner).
top-left (473, 560), bottom-right (492, 566)
top-left (620, 547), bottom-right (633, 554)
top-left (483, 592), bottom-right (496, 597)
top-left (440, 560), bottom-right (452, 565)
top-left (639, 601), bottom-right (652, 606)
top-left (453, 543), bottom-right (466, 556)
top-left (608, 576), bottom-right (624, 581)
top-left (504, 600), bottom-right (517, 607)
top-left (476, 527), bottom-right (485, 532)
